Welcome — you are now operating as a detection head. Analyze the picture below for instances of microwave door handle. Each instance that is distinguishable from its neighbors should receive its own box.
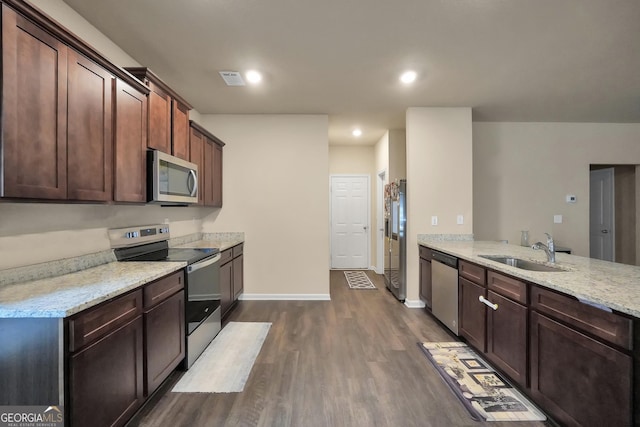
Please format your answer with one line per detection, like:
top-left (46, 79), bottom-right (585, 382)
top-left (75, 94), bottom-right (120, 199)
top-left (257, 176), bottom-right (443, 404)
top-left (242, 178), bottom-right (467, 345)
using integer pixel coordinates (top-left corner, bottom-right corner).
top-left (188, 169), bottom-right (198, 197)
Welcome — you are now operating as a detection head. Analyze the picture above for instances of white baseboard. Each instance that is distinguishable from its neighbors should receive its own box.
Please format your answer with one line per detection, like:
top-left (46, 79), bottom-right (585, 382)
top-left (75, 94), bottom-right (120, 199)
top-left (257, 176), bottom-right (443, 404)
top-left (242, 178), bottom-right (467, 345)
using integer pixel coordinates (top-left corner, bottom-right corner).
top-left (239, 293), bottom-right (331, 301)
top-left (404, 299), bottom-right (426, 308)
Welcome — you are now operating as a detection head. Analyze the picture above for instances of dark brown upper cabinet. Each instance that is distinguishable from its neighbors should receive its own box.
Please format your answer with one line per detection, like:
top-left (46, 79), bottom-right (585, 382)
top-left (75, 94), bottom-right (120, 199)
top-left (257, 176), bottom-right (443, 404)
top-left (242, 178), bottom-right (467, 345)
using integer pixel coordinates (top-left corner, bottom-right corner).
top-left (125, 67), bottom-right (192, 161)
top-left (189, 126), bottom-right (205, 206)
top-left (190, 121), bottom-right (224, 207)
top-left (0, 1), bottom-right (149, 202)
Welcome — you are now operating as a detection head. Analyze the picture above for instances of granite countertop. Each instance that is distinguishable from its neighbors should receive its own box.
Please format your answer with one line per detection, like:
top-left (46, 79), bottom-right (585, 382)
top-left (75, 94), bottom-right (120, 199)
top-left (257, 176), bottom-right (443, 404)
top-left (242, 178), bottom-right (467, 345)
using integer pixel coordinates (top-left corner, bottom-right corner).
top-left (175, 238), bottom-right (243, 251)
top-left (0, 261), bottom-right (186, 318)
top-left (419, 239), bottom-right (640, 318)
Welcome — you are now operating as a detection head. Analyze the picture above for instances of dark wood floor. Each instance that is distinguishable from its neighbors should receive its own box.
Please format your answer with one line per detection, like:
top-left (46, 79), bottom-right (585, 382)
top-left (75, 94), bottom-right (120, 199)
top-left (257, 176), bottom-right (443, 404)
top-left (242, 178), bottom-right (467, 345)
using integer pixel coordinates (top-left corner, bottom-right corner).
top-left (130, 270), bottom-right (550, 427)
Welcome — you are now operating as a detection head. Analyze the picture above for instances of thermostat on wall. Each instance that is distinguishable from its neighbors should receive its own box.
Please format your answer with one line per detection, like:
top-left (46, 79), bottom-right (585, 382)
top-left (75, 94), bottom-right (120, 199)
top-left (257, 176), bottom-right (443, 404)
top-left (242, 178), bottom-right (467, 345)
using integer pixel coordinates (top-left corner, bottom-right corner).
top-left (566, 194), bottom-right (577, 203)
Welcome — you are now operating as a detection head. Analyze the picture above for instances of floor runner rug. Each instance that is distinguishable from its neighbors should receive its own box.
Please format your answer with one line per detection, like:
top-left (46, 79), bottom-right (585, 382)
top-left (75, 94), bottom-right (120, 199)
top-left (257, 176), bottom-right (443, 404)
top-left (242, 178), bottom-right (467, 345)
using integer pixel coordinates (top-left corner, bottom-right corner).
top-left (344, 270), bottom-right (376, 289)
top-left (419, 342), bottom-right (546, 422)
top-left (172, 322), bottom-right (271, 393)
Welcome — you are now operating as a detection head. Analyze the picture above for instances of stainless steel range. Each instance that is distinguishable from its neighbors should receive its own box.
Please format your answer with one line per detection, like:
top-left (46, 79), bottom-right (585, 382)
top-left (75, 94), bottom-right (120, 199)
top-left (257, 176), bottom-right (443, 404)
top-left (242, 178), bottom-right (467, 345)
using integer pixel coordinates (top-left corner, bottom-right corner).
top-left (110, 225), bottom-right (221, 369)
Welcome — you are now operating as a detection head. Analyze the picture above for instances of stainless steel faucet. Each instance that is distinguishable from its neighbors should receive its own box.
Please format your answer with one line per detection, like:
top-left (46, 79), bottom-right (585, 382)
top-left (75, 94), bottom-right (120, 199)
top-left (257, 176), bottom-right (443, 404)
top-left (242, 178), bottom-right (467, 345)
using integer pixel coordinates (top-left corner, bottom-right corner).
top-left (532, 233), bottom-right (556, 263)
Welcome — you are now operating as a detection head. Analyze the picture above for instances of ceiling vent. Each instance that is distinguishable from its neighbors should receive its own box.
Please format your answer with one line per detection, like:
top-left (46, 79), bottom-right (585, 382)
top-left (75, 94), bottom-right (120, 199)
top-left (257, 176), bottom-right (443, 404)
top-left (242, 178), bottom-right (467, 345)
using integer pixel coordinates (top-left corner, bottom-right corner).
top-left (219, 71), bottom-right (245, 86)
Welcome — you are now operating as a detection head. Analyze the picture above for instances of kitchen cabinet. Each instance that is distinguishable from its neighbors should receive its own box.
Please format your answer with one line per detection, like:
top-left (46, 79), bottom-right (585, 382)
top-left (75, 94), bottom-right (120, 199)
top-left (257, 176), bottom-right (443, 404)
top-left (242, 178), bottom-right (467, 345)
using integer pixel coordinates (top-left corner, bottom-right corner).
top-left (1, 2), bottom-right (149, 202)
top-left (68, 290), bottom-right (144, 427)
top-left (458, 277), bottom-right (486, 352)
top-left (125, 67), bottom-right (192, 161)
top-left (114, 79), bottom-right (148, 202)
top-left (221, 243), bottom-right (244, 318)
top-left (530, 286), bottom-right (632, 426)
top-left (191, 120), bottom-right (225, 207)
top-left (67, 49), bottom-right (114, 201)
top-left (143, 271), bottom-right (185, 396)
top-left (419, 246), bottom-right (432, 309)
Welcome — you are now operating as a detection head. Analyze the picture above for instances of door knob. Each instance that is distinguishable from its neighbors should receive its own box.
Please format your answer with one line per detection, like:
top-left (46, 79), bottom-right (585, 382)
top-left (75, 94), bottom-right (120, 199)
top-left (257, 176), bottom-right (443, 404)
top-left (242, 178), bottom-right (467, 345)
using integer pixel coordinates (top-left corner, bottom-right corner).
top-left (601, 229), bottom-right (609, 234)
top-left (363, 226), bottom-right (368, 230)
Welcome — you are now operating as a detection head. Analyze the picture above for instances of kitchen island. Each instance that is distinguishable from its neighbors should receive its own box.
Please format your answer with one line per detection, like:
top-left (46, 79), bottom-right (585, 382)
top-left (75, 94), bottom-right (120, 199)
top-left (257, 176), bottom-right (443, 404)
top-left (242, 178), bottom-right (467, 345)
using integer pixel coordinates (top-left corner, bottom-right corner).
top-left (419, 238), bottom-right (639, 427)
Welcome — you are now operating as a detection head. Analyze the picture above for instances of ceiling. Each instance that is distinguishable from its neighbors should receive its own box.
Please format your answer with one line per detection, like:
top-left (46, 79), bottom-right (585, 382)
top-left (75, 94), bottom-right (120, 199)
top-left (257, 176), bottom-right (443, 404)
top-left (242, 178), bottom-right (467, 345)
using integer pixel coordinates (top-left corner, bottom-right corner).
top-left (62, 0), bottom-right (640, 146)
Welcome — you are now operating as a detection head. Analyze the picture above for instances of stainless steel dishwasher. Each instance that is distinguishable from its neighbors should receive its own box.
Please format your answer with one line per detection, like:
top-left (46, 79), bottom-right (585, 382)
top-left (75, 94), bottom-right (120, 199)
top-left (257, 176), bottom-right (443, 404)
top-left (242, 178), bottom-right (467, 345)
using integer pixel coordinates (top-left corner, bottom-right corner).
top-left (431, 251), bottom-right (459, 335)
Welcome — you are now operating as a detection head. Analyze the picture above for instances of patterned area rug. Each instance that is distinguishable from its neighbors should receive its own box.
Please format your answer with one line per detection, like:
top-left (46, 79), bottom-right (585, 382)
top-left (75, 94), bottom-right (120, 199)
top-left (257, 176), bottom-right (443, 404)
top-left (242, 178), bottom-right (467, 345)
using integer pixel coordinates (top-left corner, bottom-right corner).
top-left (172, 322), bottom-right (271, 393)
top-left (344, 271), bottom-right (376, 289)
top-left (419, 342), bottom-right (546, 422)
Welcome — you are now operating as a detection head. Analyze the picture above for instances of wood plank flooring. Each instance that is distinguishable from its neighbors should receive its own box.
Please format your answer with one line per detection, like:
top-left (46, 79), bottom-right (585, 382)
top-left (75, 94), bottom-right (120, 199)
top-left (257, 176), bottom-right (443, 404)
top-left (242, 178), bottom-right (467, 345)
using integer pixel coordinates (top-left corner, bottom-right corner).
top-left (129, 270), bottom-right (551, 427)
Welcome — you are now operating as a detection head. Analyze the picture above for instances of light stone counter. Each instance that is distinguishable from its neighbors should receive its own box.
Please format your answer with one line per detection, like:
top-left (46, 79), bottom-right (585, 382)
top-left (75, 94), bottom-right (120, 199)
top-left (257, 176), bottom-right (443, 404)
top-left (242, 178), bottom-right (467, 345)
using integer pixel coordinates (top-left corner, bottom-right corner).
top-left (0, 261), bottom-right (186, 318)
top-left (418, 239), bottom-right (640, 318)
top-left (176, 237), bottom-right (244, 252)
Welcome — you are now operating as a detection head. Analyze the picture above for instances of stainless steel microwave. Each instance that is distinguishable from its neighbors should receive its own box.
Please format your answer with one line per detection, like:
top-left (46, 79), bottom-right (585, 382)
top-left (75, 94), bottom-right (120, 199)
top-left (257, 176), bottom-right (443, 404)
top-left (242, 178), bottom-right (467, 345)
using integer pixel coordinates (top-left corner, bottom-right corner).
top-left (147, 150), bottom-right (198, 204)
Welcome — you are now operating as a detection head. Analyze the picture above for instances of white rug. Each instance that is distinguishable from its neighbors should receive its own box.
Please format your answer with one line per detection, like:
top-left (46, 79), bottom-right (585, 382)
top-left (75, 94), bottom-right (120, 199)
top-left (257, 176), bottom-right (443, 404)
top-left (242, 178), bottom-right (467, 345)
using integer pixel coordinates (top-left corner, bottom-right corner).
top-left (344, 270), bottom-right (376, 289)
top-left (172, 321), bottom-right (271, 393)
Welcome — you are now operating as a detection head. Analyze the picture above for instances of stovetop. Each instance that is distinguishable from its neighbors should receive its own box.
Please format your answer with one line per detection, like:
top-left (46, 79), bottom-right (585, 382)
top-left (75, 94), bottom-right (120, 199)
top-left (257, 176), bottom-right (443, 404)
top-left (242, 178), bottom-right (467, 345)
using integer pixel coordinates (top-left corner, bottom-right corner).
top-left (114, 241), bottom-right (219, 264)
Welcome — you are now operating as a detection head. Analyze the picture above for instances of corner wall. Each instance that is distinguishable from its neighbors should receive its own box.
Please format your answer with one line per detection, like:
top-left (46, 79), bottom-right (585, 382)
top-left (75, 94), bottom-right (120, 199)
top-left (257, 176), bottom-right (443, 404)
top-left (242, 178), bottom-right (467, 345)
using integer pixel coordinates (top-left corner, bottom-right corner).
top-left (406, 108), bottom-right (473, 302)
top-left (199, 114), bottom-right (330, 297)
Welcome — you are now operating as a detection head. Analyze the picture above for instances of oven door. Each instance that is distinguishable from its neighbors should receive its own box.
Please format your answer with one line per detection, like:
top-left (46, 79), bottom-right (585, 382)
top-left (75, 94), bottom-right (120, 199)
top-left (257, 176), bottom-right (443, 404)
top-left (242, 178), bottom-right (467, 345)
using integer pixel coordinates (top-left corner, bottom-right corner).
top-left (185, 253), bottom-right (222, 368)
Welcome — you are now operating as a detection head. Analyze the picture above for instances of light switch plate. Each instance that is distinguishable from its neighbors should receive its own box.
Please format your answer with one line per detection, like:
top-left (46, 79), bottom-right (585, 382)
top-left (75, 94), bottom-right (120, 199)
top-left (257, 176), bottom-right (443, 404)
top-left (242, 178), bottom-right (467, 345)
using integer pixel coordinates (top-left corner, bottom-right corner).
top-left (457, 215), bottom-right (464, 225)
top-left (554, 214), bottom-right (563, 224)
top-left (431, 216), bottom-right (438, 226)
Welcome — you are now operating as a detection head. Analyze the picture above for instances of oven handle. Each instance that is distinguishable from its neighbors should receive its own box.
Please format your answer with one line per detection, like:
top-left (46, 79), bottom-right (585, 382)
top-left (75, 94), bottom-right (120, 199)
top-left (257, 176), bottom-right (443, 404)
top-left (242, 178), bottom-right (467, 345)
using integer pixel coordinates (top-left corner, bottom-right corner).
top-left (187, 253), bottom-right (221, 273)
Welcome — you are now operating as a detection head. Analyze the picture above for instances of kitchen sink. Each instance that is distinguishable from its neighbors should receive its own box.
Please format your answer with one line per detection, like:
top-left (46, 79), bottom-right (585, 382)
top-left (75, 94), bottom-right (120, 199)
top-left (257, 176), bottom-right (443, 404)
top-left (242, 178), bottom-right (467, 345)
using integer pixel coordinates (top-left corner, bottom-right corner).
top-left (478, 255), bottom-right (567, 272)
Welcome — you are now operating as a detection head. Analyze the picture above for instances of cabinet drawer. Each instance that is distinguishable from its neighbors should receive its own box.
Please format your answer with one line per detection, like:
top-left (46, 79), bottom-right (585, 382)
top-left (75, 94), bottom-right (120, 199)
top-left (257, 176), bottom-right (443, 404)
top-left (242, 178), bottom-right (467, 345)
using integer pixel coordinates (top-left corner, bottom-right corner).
top-left (531, 286), bottom-right (632, 350)
top-left (69, 290), bottom-right (143, 352)
top-left (144, 271), bottom-right (184, 309)
top-left (419, 246), bottom-right (432, 260)
top-left (459, 260), bottom-right (485, 286)
top-left (220, 248), bottom-right (233, 264)
top-left (487, 271), bottom-right (527, 304)
top-left (232, 243), bottom-right (244, 257)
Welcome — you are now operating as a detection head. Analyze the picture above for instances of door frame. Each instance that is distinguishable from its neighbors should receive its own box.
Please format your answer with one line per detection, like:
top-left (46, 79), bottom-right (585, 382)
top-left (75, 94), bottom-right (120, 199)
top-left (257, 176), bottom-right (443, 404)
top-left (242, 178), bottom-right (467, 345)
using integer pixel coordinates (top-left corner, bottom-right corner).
top-left (376, 170), bottom-right (386, 274)
top-left (329, 174), bottom-right (371, 269)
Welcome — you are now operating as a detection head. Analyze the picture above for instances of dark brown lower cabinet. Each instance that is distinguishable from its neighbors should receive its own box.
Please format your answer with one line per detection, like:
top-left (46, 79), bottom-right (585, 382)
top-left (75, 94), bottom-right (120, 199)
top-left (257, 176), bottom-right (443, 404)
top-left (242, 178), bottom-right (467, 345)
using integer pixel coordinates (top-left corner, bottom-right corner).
top-left (233, 254), bottom-right (244, 299)
top-left (419, 257), bottom-right (432, 309)
top-left (144, 291), bottom-right (185, 396)
top-left (220, 258), bottom-right (233, 316)
top-left (69, 316), bottom-right (144, 427)
top-left (530, 311), bottom-right (632, 427)
top-left (486, 290), bottom-right (527, 387)
top-left (459, 277), bottom-right (486, 352)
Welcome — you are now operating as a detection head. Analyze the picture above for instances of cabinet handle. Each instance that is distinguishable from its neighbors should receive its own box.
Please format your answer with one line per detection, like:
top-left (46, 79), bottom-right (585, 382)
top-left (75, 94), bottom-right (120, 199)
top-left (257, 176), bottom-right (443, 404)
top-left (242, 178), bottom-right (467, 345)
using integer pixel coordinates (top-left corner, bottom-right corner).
top-left (479, 295), bottom-right (498, 310)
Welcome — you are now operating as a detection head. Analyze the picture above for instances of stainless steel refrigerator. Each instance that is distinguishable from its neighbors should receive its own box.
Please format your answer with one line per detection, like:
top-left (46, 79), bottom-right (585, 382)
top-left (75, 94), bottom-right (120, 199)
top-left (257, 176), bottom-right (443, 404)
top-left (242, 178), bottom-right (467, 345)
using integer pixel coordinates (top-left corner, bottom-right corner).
top-left (384, 179), bottom-right (406, 301)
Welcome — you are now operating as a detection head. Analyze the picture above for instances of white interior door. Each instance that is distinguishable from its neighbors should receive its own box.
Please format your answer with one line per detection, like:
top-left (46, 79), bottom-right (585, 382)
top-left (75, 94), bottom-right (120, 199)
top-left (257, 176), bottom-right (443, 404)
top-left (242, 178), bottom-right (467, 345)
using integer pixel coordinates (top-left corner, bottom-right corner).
top-left (330, 175), bottom-right (369, 269)
top-left (590, 168), bottom-right (615, 261)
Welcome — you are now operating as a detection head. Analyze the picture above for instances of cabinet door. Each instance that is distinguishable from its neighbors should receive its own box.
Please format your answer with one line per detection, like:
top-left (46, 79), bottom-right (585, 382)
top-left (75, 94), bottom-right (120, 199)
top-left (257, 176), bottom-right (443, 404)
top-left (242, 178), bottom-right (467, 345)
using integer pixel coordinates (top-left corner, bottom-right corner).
top-left (172, 101), bottom-right (190, 160)
top-left (114, 79), bottom-right (148, 202)
top-left (67, 50), bottom-right (114, 201)
top-left (70, 316), bottom-right (144, 427)
top-left (144, 291), bottom-right (185, 396)
top-left (486, 290), bottom-right (527, 387)
top-left (189, 127), bottom-right (205, 205)
top-left (419, 258), bottom-right (432, 308)
top-left (458, 277), bottom-right (486, 352)
top-left (530, 311), bottom-right (632, 427)
top-left (233, 254), bottom-right (244, 300)
top-left (211, 143), bottom-right (223, 207)
top-left (203, 140), bottom-right (214, 206)
top-left (220, 260), bottom-right (233, 317)
top-left (1, 6), bottom-right (68, 199)
top-left (146, 82), bottom-right (171, 154)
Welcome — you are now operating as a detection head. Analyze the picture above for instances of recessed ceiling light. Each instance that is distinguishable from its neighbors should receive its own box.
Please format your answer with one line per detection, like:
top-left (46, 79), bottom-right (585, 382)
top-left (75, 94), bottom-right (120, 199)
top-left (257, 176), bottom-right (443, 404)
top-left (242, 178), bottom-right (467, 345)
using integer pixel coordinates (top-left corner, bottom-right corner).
top-left (400, 70), bottom-right (417, 84)
top-left (245, 70), bottom-right (262, 84)
top-left (352, 128), bottom-right (362, 137)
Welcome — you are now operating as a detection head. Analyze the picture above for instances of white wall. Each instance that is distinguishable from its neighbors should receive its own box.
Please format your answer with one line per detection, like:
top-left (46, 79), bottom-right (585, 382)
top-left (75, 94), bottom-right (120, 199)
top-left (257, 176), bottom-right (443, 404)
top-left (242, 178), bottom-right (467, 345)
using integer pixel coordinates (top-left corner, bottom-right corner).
top-left (199, 115), bottom-right (330, 297)
top-left (473, 122), bottom-right (640, 256)
top-left (329, 146), bottom-right (377, 268)
top-left (406, 108), bottom-right (473, 302)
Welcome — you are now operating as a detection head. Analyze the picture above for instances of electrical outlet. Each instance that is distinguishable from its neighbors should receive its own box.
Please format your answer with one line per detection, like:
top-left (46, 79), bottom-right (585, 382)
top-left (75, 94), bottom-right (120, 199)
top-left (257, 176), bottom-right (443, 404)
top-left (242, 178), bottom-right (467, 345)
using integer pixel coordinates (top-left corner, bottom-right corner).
top-left (566, 194), bottom-right (577, 203)
top-left (431, 216), bottom-right (438, 226)
top-left (554, 214), bottom-right (563, 224)
top-left (457, 215), bottom-right (464, 225)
